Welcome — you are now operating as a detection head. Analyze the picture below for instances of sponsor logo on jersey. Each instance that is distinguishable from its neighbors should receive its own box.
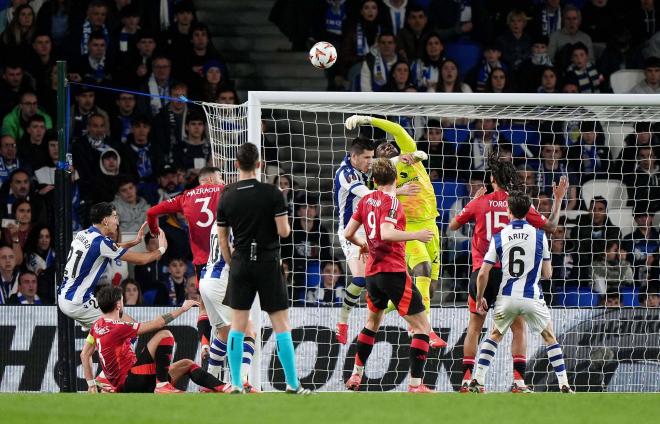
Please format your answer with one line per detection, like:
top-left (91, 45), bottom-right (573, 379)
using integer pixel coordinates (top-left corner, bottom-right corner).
top-left (399, 172), bottom-right (408, 179)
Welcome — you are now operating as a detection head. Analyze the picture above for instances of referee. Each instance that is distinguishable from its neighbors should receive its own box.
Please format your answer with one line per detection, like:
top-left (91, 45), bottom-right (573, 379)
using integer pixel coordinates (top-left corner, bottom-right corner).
top-left (217, 143), bottom-right (310, 395)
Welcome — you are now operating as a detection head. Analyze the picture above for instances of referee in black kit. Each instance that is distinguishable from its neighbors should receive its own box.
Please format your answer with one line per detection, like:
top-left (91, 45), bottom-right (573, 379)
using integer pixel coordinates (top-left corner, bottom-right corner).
top-left (217, 142), bottom-right (311, 395)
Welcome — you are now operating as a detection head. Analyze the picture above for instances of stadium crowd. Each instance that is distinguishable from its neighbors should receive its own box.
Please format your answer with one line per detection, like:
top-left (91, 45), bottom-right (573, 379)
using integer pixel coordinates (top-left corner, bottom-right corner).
top-left (0, 0), bottom-right (658, 310)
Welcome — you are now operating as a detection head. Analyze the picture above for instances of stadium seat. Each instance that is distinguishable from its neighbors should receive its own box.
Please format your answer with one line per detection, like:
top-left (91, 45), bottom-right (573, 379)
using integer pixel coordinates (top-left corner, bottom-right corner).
top-left (620, 286), bottom-right (641, 307)
top-left (143, 289), bottom-right (158, 305)
top-left (305, 261), bottom-right (322, 288)
top-left (581, 179), bottom-right (628, 210)
top-left (555, 286), bottom-right (601, 307)
top-left (433, 180), bottom-right (468, 229)
top-left (607, 207), bottom-right (635, 237)
top-left (609, 69), bottom-right (644, 94)
top-left (444, 41), bottom-right (482, 79)
top-left (562, 210), bottom-right (588, 221)
top-left (442, 125), bottom-right (471, 144)
top-left (498, 123), bottom-right (541, 158)
top-left (602, 122), bottom-right (634, 160)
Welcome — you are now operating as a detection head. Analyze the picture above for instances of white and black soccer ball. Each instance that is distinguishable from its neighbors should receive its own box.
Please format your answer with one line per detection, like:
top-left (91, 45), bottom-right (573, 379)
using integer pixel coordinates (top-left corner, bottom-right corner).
top-left (309, 41), bottom-right (337, 69)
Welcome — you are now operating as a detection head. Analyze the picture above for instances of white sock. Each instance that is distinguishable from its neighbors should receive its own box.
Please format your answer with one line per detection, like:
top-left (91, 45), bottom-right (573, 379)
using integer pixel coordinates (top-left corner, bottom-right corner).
top-left (208, 337), bottom-right (226, 381)
top-left (241, 337), bottom-right (255, 385)
top-left (546, 343), bottom-right (569, 388)
top-left (474, 338), bottom-right (499, 385)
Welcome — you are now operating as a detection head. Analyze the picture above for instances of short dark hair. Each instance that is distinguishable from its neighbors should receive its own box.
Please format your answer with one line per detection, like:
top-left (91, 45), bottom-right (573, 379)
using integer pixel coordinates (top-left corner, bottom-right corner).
top-left (349, 137), bottom-right (375, 155)
top-left (97, 285), bottom-right (123, 313)
top-left (199, 166), bottom-right (221, 178)
top-left (371, 157), bottom-right (397, 186)
top-left (19, 270), bottom-right (37, 284)
top-left (89, 202), bottom-right (116, 224)
top-left (117, 176), bottom-right (135, 189)
top-left (236, 143), bottom-right (259, 171)
top-left (27, 115), bottom-right (46, 125)
top-left (571, 41), bottom-right (589, 56)
top-left (88, 30), bottom-right (106, 43)
top-left (185, 111), bottom-right (205, 125)
top-left (508, 190), bottom-right (531, 219)
top-left (131, 114), bottom-right (151, 127)
top-left (591, 195), bottom-right (608, 210)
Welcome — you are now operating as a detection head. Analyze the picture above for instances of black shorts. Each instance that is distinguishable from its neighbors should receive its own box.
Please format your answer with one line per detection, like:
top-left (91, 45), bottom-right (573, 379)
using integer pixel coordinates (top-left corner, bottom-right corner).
top-left (365, 272), bottom-right (425, 317)
top-left (468, 267), bottom-right (503, 314)
top-left (122, 347), bottom-right (156, 393)
top-left (223, 256), bottom-right (288, 313)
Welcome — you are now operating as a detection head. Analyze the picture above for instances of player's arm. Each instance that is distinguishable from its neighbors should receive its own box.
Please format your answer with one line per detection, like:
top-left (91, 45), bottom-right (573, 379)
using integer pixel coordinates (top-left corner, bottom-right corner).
top-left (120, 230), bottom-right (168, 265)
top-left (395, 150), bottom-right (428, 165)
top-left (81, 335), bottom-right (97, 393)
top-left (346, 115), bottom-right (417, 153)
top-left (380, 222), bottom-right (433, 242)
top-left (344, 217), bottom-right (368, 255)
top-left (116, 222), bottom-right (147, 249)
top-left (273, 185), bottom-right (291, 238)
top-left (447, 193), bottom-right (482, 231)
top-left (541, 176), bottom-right (569, 234)
top-left (218, 224), bottom-right (232, 266)
top-left (541, 233), bottom-right (552, 279)
top-left (146, 195), bottom-right (184, 235)
top-left (137, 300), bottom-right (200, 335)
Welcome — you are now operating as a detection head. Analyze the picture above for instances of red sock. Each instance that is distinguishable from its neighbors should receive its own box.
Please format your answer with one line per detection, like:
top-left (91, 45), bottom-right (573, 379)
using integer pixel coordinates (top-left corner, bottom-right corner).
top-left (513, 355), bottom-right (526, 382)
top-left (463, 356), bottom-right (475, 381)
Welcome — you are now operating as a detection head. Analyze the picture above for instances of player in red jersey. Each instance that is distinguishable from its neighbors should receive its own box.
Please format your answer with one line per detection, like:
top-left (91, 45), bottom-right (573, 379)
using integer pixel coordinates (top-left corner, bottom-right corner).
top-left (81, 285), bottom-right (227, 393)
top-left (343, 158), bottom-right (435, 393)
top-left (448, 153), bottom-right (568, 393)
top-left (146, 166), bottom-right (225, 359)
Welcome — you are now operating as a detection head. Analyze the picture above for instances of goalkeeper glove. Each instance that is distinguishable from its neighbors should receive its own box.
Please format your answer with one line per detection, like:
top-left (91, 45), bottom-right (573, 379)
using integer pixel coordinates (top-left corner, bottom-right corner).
top-left (345, 115), bottom-right (371, 130)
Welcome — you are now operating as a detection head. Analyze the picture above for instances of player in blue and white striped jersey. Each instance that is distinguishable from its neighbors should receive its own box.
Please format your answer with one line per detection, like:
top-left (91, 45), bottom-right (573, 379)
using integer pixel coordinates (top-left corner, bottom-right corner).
top-left (469, 191), bottom-right (574, 394)
top-left (58, 202), bottom-right (169, 329)
top-left (198, 226), bottom-right (258, 392)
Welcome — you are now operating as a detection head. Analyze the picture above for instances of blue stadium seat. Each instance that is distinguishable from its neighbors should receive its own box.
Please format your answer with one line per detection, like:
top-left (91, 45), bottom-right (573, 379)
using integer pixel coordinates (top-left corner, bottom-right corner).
top-left (442, 125), bottom-right (471, 144)
top-left (498, 123), bottom-right (541, 158)
top-left (620, 286), bottom-right (640, 307)
top-left (555, 287), bottom-right (600, 307)
top-left (143, 289), bottom-right (158, 305)
top-left (306, 260), bottom-right (322, 288)
top-left (444, 41), bottom-right (482, 79)
top-left (433, 180), bottom-right (468, 231)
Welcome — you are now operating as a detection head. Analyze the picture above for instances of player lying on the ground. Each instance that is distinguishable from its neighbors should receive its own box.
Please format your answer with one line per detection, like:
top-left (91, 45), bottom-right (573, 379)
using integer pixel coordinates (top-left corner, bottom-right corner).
top-left (199, 226), bottom-right (258, 393)
top-left (469, 191), bottom-right (574, 394)
top-left (344, 158), bottom-right (435, 393)
top-left (447, 154), bottom-right (568, 392)
top-left (81, 285), bottom-right (228, 393)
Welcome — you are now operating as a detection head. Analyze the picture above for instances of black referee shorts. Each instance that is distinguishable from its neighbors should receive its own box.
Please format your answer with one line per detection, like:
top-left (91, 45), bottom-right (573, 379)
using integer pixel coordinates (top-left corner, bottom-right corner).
top-left (223, 255), bottom-right (288, 313)
top-left (468, 267), bottom-right (503, 314)
top-left (366, 272), bottom-right (425, 317)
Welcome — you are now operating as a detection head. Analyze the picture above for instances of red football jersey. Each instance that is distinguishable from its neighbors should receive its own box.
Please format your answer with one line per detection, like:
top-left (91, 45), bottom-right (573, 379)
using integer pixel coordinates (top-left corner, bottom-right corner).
top-left (352, 191), bottom-right (407, 276)
top-left (90, 318), bottom-right (141, 390)
top-left (455, 190), bottom-right (547, 271)
top-left (147, 184), bottom-right (224, 265)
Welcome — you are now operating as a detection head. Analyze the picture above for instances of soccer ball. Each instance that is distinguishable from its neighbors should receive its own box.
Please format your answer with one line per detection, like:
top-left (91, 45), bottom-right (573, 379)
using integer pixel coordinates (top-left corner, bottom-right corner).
top-left (309, 42), bottom-right (337, 69)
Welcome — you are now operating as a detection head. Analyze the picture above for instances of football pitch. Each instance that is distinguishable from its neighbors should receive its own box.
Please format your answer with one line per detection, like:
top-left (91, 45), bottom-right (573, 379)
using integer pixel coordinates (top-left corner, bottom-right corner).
top-left (2, 393), bottom-right (660, 424)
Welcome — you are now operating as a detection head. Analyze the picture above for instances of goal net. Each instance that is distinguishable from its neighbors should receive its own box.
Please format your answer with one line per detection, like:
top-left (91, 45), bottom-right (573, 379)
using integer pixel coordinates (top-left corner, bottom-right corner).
top-left (203, 92), bottom-right (660, 393)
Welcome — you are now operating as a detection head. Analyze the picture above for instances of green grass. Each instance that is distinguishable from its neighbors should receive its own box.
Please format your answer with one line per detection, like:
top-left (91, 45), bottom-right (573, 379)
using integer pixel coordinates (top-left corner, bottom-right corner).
top-left (1, 393), bottom-right (659, 424)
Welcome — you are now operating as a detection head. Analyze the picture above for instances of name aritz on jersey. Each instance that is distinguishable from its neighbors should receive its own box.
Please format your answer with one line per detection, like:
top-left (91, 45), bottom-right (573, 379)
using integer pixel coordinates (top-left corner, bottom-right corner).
top-left (508, 233), bottom-right (529, 241)
top-left (366, 198), bottom-right (382, 207)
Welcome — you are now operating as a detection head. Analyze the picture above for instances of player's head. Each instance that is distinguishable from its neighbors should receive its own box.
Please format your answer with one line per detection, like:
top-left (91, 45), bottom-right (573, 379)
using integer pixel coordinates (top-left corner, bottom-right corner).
top-left (487, 151), bottom-right (522, 192)
top-left (97, 285), bottom-right (124, 314)
top-left (375, 141), bottom-right (399, 159)
top-left (507, 190), bottom-right (531, 219)
top-left (90, 202), bottom-right (119, 234)
top-left (371, 157), bottom-right (397, 186)
top-left (236, 142), bottom-right (260, 172)
top-left (349, 137), bottom-right (375, 173)
top-left (198, 166), bottom-right (223, 185)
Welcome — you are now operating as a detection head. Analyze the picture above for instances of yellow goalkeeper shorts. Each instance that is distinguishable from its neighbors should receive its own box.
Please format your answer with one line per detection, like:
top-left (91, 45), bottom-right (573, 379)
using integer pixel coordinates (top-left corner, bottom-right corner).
top-left (405, 219), bottom-right (440, 281)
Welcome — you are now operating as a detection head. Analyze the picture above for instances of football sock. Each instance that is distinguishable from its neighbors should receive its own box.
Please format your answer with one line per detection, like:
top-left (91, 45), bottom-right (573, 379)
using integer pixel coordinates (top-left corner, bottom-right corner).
top-left (546, 343), bottom-right (569, 388)
top-left (354, 328), bottom-right (376, 376)
top-left (275, 331), bottom-right (299, 389)
top-left (208, 336), bottom-right (226, 381)
top-left (227, 330), bottom-right (245, 388)
top-left (241, 336), bottom-right (256, 384)
top-left (414, 276), bottom-right (432, 316)
top-left (197, 314), bottom-right (212, 349)
top-left (513, 355), bottom-right (527, 387)
top-left (155, 336), bottom-right (175, 383)
top-left (474, 338), bottom-right (499, 385)
top-left (187, 363), bottom-right (225, 391)
top-left (462, 356), bottom-right (475, 384)
top-left (409, 334), bottom-right (430, 386)
top-left (340, 278), bottom-right (365, 322)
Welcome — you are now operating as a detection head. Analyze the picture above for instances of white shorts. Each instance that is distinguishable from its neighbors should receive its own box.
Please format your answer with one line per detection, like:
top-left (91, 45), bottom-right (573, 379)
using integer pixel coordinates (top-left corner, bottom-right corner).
top-left (493, 295), bottom-right (551, 334)
top-left (199, 266), bottom-right (232, 329)
top-left (58, 296), bottom-right (102, 330)
top-left (338, 227), bottom-right (366, 262)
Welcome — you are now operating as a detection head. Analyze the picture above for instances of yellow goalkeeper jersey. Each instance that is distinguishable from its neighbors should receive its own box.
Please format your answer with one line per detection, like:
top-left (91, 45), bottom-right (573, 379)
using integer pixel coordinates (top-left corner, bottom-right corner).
top-left (371, 118), bottom-right (438, 223)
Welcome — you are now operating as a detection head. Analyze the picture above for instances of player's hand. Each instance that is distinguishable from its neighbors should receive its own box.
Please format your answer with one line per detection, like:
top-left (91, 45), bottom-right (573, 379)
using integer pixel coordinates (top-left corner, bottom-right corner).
top-left (415, 229), bottom-right (434, 243)
top-left (400, 153), bottom-right (415, 165)
top-left (157, 230), bottom-right (168, 251)
top-left (132, 222), bottom-right (148, 243)
top-left (180, 300), bottom-right (200, 312)
top-left (552, 176), bottom-right (569, 200)
top-left (472, 186), bottom-right (487, 200)
top-left (476, 297), bottom-right (488, 315)
top-left (345, 115), bottom-right (371, 130)
top-left (358, 243), bottom-right (369, 263)
top-left (396, 182), bottom-right (421, 196)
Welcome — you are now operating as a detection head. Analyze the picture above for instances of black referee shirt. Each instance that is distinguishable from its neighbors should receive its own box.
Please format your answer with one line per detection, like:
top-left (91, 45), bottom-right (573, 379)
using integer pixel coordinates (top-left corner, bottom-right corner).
top-left (216, 178), bottom-right (288, 255)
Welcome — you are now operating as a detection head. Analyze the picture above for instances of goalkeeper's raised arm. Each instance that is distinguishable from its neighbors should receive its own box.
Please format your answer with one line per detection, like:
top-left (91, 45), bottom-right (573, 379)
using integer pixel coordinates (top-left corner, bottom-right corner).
top-left (345, 115), bottom-right (417, 153)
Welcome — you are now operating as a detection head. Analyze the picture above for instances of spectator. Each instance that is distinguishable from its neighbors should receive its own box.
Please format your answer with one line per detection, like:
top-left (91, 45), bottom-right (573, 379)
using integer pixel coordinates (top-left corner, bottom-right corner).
top-left (622, 204), bottom-right (660, 286)
top-left (70, 112), bottom-right (114, 183)
top-left (623, 146), bottom-right (660, 214)
top-left (116, 29), bottom-right (157, 88)
top-left (381, 60), bottom-right (413, 92)
top-left (485, 67), bottom-right (510, 93)
top-left (428, 0), bottom-right (474, 43)
top-left (0, 168), bottom-right (47, 226)
top-left (496, 9), bottom-right (532, 71)
top-left (0, 245), bottom-right (19, 304)
top-left (196, 59), bottom-right (229, 102)
top-left (158, 256), bottom-right (187, 306)
top-left (276, 173), bottom-right (294, 217)
top-left (592, 239), bottom-right (635, 294)
top-left (120, 115), bottom-right (163, 188)
top-left (537, 66), bottom-right (559, 93)
top-left (615, 122), bottom-right (659, 176)
top-left (152, 82), bottom-right (189, 162)
top-left (629, 56), bottom-right (660, 94)
top-left (466, 119), bottom-right (497, 172)
top-left (184, 274), bottom-right (199, 301)
top-left (549, 225), bottom-right (577, 302)
top-left (158, 0), bottom-right (196, 60)
top-left (35, 0), bottom-right (79, 53)
top-left (121, 278), bottom-right (143, 306)
top-left (0, 63), bottom-right (34, 119)
top-left (73, 30), bottom-right (113, 85)
top-left (396, 4), bottom-right (432, 63)
top-left (76, 0), bottom-right (109, 56)
top-left (69, 86), bottom-right (109, 141)
top-left (25, 33), bottom-right (54, 87)
top-left (597, 28), bottom-right (644, 89)
top-left (548, 4), bottom-right (594, 67)
top-left (411, 32), bottom-right (445, 92)
top-left (0, 134), bottom-right (28, 184)
top-left (183, 23), bottom-right (226, 87)
top-left (145, 163), bottom-right (183, 205)
top-left (360, 31), bottom-right (398, 92)
top-left (111, 177), bottom-right (150, 233)
top-left (172, 111), bottom-right (210, 184)
top-left (84, 147), bottom-right (123, 204)
top-left (2, 198), bottom-right (32, 249)
top-left (639, 289), bottom-right (660, 307)
top-left (581, 0), bottom-right (617, 44)
top-left (467, 43), bottom-right (506, 92)
top-left (567, 120), bottom-right (610, 184)
top-left (380, 0), bottom-right (408, 36)
top-left (575, 196), bottom-right (623, 276)
top-left (1, 91), bottom-right (52, 142)
top-left (0, 3), bottom-right (36, 59)
top-left (564, 42), bottom-right (603, 93)
top-left (111, 4), bottom-right (140, 57)
top-left (109, 92), bottom-right (137, 145)
top-left (531, 0), bottom-right (562, 37)
top-left (536, 142), bottom-right (578, 209)
top-left (137, 54), bottom-right (173, 117)
top-left (627, 0), bottom-right (660, 48)
top-left (517, 164), bottom-right (539, 199)
top-left (516, 35), bottom-right (553, 92)
top-left (417, 119), bottom-right (464, 180)
top-left (603, 290), bottom-right (621, 307)
top-left (23, 224), bottom-right (54, 278)
top-left (33, 130), bottom-right (56, 190)
top-left (7, 270), bottom-right (41, 304)
top-left (133, 232), bottom-right (164, 298)
top-left (436, 58), bottom-right (472, 93)
top-left (305, 261), bottom-right (345, 306)
top-left (215, 86), bottom-right (238, 105)
top-left (18, 114), bottom-right (47, 169)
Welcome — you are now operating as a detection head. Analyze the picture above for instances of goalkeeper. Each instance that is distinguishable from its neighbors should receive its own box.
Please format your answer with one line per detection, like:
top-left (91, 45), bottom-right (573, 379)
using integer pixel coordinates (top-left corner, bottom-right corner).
top-left (345, 115), bottom-right (446, 348)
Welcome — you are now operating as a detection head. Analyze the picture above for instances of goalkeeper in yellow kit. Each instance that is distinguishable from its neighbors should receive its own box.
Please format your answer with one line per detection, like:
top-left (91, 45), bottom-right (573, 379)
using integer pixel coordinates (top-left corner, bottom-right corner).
top-left (345, 115), bottom-right (447, 348)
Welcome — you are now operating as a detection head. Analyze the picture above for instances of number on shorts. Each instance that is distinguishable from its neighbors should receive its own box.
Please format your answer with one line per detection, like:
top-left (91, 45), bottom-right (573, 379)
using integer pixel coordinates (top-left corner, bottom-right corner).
top-left (367, 211), bottom-right (377, 239)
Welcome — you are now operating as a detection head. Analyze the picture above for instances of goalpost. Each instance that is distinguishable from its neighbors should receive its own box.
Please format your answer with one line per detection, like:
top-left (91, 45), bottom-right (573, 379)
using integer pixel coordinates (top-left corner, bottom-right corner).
top-left (204, 92), bottom-right (660, 393)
